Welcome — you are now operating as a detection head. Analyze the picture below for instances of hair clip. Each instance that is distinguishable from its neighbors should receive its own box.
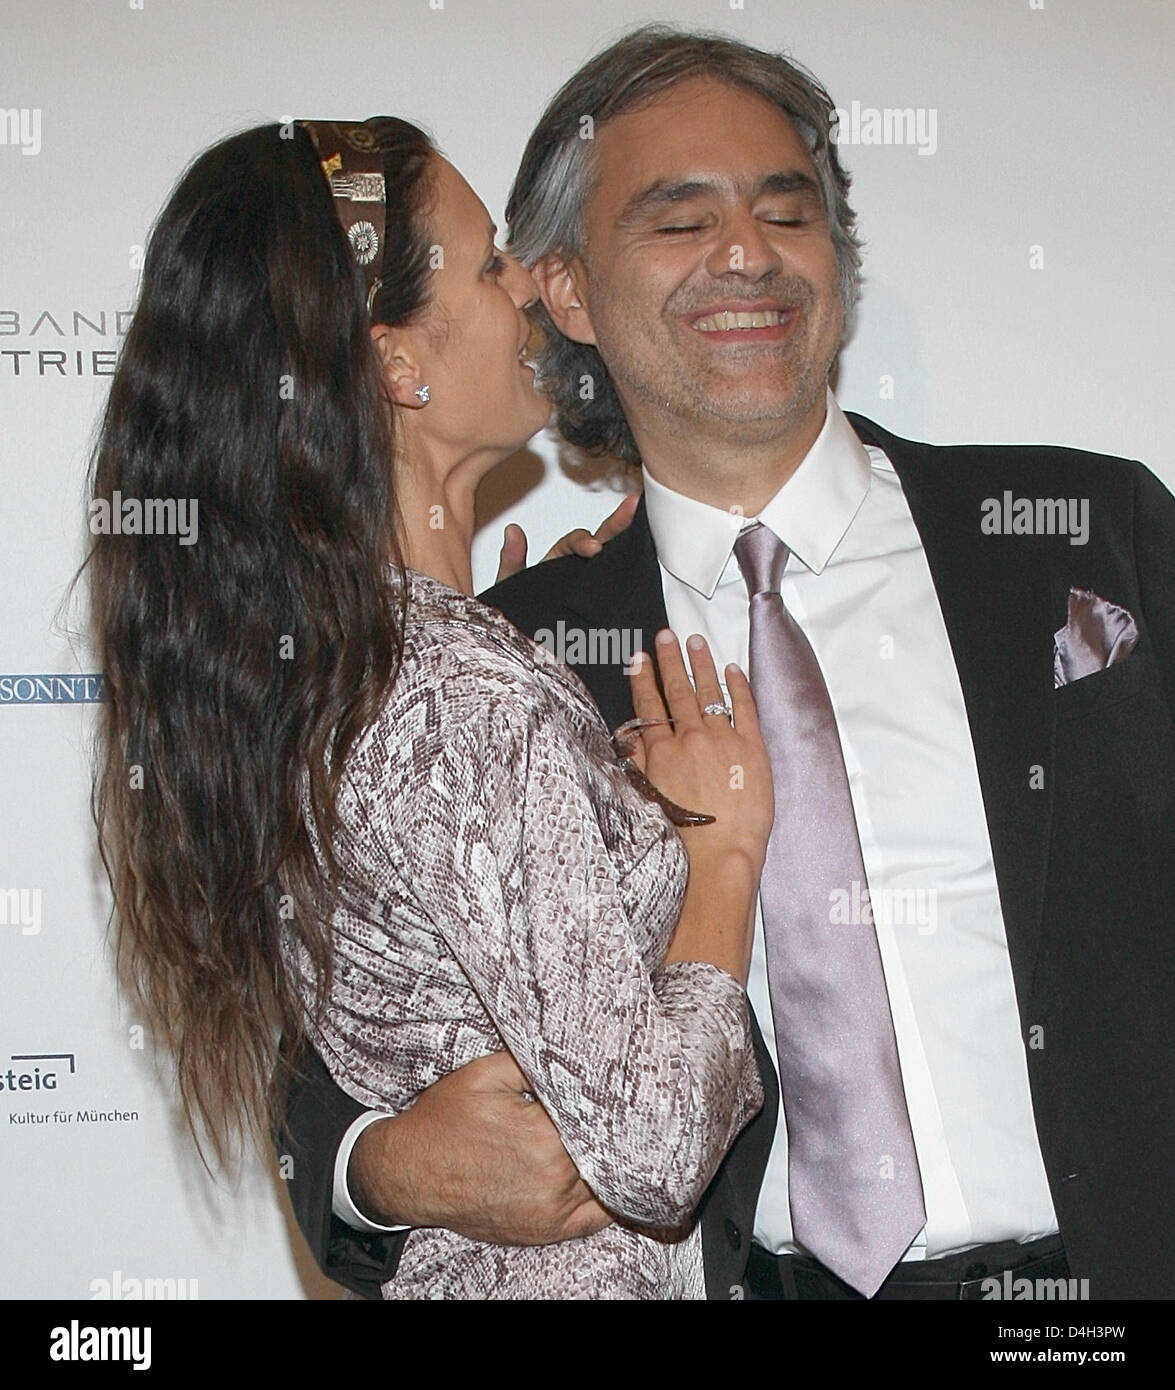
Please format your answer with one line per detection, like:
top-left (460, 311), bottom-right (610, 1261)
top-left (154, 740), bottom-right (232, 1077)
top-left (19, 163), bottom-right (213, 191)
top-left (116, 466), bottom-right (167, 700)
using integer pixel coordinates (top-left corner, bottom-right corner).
top-left (329, 171), bottom-right (386, 204)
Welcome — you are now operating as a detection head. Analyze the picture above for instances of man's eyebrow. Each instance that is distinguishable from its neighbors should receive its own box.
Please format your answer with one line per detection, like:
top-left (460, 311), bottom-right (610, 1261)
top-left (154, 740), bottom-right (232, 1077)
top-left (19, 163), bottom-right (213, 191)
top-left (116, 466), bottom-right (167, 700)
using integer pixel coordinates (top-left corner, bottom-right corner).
top-left (756, 170), bottom-right (822, 200)
top-left (616, 179), bottom-right (712, 224)
top-left (615, 170), bottom-right (822, 226)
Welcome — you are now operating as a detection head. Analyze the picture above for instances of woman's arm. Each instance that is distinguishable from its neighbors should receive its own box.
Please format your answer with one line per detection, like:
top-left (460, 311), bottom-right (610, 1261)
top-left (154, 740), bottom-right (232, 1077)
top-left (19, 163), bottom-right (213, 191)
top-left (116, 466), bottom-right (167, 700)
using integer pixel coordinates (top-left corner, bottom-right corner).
top-left (390, 639), bottom-right (768, 1231)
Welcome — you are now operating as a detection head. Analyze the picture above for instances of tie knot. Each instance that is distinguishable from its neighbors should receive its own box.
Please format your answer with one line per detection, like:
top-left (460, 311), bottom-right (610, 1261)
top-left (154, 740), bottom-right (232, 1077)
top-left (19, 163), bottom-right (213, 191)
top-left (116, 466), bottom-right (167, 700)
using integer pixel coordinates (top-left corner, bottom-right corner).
top-left (734, 522), bottom-right (790, 598)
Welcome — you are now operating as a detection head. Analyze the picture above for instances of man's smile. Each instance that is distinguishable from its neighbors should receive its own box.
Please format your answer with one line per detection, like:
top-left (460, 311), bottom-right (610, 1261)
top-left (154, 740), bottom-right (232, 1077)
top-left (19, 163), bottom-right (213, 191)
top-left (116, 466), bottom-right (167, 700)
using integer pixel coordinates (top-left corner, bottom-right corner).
top-left (683, 301), bottom-right (798, 343)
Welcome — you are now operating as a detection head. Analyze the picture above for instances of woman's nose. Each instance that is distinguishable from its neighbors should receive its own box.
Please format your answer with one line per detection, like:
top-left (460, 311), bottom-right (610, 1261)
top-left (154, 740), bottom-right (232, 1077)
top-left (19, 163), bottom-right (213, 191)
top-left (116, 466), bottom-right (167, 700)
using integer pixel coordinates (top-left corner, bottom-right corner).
top-left (505, 253), bottom-right (541, 309)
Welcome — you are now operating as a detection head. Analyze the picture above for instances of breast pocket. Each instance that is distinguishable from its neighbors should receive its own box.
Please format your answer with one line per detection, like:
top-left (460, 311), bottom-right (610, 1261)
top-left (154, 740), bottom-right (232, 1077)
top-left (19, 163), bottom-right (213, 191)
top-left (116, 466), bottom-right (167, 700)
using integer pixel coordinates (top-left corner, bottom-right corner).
top-left (1053, 644), bottom-right (1153, 722)
top-left (1052, 642), bottom-right (1174, 832)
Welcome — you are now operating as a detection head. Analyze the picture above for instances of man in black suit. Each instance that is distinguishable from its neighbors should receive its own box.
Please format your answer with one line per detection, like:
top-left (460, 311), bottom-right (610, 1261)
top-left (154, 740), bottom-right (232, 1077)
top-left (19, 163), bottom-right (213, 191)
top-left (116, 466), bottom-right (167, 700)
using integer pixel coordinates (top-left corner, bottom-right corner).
top-left (279, 26), bottom-right (1175, 1299)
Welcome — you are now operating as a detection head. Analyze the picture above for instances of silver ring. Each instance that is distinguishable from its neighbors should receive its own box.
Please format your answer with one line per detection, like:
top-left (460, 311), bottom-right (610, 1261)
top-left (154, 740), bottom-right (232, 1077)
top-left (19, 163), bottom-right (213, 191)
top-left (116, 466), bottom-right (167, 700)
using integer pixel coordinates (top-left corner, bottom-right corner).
top-left (702, 702), bottom-right (733, 719)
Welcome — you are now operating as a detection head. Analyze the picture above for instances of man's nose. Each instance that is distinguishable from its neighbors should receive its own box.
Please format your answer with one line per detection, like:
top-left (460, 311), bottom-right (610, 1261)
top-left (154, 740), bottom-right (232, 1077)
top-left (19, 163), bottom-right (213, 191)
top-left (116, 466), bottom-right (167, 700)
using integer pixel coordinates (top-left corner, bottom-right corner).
top-left (505, 253), bottom-right (541, 308)
top-left (703, 207), bottom-right (784, 280)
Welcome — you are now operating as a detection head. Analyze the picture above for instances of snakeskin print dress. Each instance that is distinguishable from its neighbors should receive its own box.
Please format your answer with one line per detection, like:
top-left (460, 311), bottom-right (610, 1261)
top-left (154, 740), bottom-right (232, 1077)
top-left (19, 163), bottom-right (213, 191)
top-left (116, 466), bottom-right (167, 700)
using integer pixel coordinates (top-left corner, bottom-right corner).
top-left (286, 569), bottom-right (762, 1299)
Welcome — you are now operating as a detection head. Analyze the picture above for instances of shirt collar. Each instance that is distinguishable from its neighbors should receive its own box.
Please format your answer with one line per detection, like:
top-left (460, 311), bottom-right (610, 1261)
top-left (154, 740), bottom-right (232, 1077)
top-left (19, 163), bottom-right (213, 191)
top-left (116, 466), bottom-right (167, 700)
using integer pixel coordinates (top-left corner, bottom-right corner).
top-left (642, 390), bottom-right (873, 598)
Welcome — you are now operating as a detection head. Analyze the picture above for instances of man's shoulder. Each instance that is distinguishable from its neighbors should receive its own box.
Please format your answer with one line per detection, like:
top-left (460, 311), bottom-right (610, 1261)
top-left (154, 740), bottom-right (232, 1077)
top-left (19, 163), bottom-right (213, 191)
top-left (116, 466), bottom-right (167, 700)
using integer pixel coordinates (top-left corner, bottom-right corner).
top-left (848, 411), bottom-right (1148, 492)
top-left (479, 497), bottom-right (658, 632)
top-left (479, 553), bottom-right (593, 634)
top-left (482, 551), bottom-right (594, 608)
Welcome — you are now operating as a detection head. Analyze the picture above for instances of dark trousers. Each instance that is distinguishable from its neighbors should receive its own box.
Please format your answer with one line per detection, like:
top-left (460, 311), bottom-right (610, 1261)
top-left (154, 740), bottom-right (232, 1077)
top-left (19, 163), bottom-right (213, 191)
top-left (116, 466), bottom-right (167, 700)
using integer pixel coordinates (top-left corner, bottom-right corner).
top-left (745, 1234), bottom-right (1069, 1300)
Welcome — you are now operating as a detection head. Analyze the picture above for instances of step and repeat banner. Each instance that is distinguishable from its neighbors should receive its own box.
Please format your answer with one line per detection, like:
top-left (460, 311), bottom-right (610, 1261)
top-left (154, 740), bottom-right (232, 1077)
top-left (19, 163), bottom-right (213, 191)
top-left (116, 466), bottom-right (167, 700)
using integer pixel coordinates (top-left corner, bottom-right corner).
top-left (2, 0), bottom-right (1172, 1301)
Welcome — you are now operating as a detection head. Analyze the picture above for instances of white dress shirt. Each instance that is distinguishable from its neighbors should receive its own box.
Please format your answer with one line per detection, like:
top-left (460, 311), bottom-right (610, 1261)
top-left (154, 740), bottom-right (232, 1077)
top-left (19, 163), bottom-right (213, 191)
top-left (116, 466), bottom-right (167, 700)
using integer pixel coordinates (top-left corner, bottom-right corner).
top-left (644, 391), bottom-right (1058, 1258)
top-left (336, 391), bottom-right (1059, 1257)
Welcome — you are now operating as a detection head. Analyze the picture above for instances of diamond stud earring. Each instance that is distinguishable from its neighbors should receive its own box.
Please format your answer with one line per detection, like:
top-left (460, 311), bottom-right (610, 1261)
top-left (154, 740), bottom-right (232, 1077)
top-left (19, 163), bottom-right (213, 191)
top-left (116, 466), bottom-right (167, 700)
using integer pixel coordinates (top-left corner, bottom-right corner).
top-left (415, 384), bottom-right (430, 403)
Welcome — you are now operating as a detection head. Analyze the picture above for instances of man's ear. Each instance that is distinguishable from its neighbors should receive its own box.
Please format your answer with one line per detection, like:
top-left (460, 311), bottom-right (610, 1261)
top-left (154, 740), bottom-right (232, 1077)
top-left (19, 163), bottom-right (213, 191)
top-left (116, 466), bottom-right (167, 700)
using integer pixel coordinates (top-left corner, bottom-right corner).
top-left (532, 254), bottom-right (597, 346)
top-left (370, 322), bottom-right (429, 409)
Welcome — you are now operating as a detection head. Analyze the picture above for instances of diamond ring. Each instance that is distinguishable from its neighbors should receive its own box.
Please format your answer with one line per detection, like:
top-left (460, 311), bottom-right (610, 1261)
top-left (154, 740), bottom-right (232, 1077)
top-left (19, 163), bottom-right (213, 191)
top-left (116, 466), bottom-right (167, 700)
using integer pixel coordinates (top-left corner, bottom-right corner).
top-left (702, 702), bottom-right (733, 719)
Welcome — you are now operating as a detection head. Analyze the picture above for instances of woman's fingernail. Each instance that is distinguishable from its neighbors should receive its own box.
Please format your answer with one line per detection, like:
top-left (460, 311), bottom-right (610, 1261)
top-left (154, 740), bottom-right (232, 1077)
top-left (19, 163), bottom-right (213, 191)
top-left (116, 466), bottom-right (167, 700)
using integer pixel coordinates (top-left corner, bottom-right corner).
top-left (686, 634), bottom-right (705, 651)
top-left (629, 651), bottom-right (645, 672)
top-left (655, 629), bottom-right (675, 646)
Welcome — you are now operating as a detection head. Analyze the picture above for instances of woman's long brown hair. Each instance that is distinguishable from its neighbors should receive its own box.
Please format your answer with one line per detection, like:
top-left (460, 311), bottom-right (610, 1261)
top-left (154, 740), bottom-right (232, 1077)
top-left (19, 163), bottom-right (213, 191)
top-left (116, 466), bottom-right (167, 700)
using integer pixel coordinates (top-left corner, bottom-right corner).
top-left (87, 119), bottom-right (435, 1163)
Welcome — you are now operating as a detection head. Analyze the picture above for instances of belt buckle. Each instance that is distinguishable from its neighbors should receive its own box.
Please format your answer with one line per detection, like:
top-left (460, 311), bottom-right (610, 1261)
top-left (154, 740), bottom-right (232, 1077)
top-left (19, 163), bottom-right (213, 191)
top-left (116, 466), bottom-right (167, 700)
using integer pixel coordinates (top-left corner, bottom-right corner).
top-left (955, 1243), bottom-right (1067, 1301)
top-left (957, 1272), bottom-right (992, 1301)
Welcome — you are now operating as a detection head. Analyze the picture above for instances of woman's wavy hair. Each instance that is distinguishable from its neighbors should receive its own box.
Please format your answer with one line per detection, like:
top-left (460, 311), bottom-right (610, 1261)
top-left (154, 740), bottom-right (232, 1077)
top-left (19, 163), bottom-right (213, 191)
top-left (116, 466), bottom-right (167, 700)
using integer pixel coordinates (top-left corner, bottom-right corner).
top-left (506, 24), bottom-right (863, 466)
top-left (87, 118), bottom-right (436, 1163)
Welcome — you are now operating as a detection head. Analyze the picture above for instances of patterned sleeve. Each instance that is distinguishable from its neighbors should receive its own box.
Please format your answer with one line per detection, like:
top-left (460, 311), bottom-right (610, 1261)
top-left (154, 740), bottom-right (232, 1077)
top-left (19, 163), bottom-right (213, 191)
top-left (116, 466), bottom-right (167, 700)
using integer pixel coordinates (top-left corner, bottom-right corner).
top-left (386, 690), bottom-right (763, 1231)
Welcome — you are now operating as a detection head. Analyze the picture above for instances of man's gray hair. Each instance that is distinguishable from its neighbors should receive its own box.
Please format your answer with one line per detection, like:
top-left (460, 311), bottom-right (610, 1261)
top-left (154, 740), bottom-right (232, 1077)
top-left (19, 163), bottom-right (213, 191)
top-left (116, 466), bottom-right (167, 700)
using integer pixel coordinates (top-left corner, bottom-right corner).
top-left (506, 24), bottom-right (862, 466)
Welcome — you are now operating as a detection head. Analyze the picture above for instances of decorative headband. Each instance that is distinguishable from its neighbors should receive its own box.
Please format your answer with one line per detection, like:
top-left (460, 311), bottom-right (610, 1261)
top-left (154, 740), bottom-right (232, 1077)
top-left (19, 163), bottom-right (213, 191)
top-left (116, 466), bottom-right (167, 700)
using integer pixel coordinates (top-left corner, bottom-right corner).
top-left (298, 120), bottom-right (387, 315)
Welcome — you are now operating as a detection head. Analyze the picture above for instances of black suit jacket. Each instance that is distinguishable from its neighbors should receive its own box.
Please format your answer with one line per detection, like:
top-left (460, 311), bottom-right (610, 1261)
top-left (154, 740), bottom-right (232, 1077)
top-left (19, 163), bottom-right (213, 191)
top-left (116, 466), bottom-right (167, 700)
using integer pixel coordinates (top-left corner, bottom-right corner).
top-left (280, 414), bottom-right (1175, 1299)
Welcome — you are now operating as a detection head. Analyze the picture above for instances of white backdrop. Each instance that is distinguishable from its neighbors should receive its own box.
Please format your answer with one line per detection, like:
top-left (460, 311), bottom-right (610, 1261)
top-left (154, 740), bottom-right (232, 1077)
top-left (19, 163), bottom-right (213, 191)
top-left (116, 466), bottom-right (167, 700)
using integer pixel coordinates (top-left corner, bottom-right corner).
top-left (2, 0), bottom-right (1172, 1301)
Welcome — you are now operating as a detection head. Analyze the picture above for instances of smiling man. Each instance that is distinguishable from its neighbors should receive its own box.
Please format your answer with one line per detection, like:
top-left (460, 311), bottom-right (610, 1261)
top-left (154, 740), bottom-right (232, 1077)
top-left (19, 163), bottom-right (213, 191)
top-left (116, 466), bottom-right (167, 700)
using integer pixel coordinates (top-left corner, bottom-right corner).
top-left (280, 25), bottom-right (1175, 1300)
top-left (543, 77), bottom-right (844, 512)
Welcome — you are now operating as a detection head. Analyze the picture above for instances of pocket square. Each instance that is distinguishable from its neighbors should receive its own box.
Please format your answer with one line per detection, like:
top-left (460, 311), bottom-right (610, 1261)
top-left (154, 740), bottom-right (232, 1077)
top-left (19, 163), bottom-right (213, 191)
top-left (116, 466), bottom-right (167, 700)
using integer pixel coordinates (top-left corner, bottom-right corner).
top-left (1054, 587), bottom-right (1139, 688)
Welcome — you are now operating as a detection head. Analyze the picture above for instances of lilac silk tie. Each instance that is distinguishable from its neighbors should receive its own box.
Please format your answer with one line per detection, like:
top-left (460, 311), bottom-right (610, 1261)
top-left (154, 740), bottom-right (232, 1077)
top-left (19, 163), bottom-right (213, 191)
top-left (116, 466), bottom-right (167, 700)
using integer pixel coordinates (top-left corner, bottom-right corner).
top-left (734, 522), bottom-right (926, 1297)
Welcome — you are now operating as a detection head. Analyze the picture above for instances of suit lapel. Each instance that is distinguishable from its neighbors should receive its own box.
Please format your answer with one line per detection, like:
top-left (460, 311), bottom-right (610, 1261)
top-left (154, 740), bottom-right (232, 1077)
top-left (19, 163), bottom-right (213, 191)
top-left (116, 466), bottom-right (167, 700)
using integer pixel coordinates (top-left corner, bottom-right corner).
top-left (848, 414), bottom-right (1057, 1015)
top-left (560, 494), bottom-right (669, 732)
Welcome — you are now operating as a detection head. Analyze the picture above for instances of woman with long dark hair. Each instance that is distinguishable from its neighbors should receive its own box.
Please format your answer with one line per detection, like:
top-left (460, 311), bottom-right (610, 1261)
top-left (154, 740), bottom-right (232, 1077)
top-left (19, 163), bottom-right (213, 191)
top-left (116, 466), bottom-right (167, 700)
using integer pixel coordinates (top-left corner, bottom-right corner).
top-left (89, 118), bottom-right (773, 1297)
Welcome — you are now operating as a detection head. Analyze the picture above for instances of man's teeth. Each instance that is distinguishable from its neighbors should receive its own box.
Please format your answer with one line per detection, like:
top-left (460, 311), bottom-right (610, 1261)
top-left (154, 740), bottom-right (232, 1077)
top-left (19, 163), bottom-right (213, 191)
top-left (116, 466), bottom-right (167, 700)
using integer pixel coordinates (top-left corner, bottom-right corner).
top-left (693, 309), bottom-right (784, 332)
